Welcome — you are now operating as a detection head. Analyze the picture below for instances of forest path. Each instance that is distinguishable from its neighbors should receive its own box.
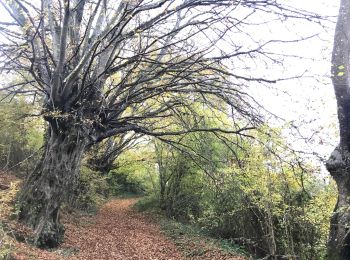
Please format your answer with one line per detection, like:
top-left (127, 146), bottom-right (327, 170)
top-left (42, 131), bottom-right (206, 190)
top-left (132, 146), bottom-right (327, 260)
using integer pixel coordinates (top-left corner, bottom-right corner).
top-left (62, 198), bottom-right (183, 260)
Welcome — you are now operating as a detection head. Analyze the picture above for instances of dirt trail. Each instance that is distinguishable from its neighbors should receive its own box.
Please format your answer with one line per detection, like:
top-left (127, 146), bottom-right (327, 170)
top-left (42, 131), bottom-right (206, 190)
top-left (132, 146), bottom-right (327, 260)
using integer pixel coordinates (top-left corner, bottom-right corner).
top-left (62, 199), bottom-right (183, 260)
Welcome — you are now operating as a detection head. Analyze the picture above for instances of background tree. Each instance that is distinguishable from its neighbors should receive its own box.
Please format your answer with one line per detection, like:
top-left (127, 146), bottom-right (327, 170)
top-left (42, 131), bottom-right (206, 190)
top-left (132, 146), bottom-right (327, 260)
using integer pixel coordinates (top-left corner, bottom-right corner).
top-left (0, 0), bottom-right (323, 248)
top-left (86, 133), bottom-right (141, 175)
top-left (326, 0), bottom-right (350, 258)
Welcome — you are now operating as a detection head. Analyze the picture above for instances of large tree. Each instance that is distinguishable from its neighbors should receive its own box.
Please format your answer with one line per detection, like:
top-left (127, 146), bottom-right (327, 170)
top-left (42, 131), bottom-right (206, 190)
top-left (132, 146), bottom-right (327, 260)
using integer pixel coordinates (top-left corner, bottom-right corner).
top-left (0, 0), bottom-right (321, 248)
top-left (327, 0), bottom-right (350, 258)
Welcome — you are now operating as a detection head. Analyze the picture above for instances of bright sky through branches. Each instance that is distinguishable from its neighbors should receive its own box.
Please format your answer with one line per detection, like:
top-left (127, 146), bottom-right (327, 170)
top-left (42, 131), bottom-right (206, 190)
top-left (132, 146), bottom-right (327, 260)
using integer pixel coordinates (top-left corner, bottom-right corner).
top-left (250, 0), bottom-right (339, 172)
top-left (0, 0), bottom-right (340, 169)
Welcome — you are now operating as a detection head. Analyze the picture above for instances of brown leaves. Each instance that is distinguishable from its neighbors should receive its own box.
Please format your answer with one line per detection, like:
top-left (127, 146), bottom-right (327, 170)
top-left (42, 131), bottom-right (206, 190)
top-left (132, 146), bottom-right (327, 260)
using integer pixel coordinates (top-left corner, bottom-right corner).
top-left (62, 199), bottom-right (182, 260)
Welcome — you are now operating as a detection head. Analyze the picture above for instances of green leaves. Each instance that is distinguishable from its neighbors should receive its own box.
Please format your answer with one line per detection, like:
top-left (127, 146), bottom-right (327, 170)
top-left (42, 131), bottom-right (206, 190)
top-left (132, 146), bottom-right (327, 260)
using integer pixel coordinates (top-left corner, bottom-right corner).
top-left (337, 65), bottom-right (345, 76)
top-left (0, 97), bottom-right (43, 171)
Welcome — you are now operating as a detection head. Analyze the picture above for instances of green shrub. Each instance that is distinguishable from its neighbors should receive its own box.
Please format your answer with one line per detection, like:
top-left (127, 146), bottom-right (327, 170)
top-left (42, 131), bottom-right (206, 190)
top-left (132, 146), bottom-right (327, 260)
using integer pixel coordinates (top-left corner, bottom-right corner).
top-left (70, 166), bottom-right (109, 212)
top-left (195, 172), bottom-right (335, 259)
top-left (107, 170), bottom-right (146, 196)
top-left (163, 173), bottom-right (203, 222)
top-left (135, 195), bottom-right (159, 212)
top-left (0, 98), bottom-right (43, 174)
top-left (0, 223), bottom-right (13, 260)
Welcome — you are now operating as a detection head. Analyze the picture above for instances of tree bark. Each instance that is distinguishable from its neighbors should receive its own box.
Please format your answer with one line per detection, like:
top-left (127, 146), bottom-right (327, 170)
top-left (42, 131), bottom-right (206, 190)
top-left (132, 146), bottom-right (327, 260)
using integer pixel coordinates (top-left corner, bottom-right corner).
top-left (17, 122), bottom-right (87, 248)
top-left (326, 147), bottom-right (350, 259)
top-left (327, 0), bottom-right (350, 258)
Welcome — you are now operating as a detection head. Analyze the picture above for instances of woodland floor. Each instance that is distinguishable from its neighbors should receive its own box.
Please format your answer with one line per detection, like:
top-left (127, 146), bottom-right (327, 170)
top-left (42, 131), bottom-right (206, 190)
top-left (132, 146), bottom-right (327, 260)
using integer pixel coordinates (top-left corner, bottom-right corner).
top-left (4, 191), bottom-right (245, 259)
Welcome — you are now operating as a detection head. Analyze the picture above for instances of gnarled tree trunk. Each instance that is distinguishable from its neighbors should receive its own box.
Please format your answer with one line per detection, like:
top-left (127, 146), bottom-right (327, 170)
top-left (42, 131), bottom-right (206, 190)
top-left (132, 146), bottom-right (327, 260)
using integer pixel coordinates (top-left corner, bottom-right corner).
top-left (327, 147), bottom-right (350, 259)
top-left (327, 0), bottom-right (350, 258)
top-left (18, 122), bottom-right (87, 248)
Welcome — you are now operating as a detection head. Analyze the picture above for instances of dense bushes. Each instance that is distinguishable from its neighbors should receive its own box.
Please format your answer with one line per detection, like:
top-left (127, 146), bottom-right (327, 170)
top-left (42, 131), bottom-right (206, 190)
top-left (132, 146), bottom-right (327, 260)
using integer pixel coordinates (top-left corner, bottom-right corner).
top-left (107, 170), bottom-right (145, 196)
top-left (0, 98), bottom-right (43, 174)
top-left (68, 166), bottom-right (110, 212)
top-left (105, 147), bottom-right (156, 197)
top-left (156, 146), bottom-right (202, 220)
top-left (69, 148), bottom-right (151, 211)
top-left (147, 133), bottom-right (336, 259)
top-left (196, 172), bottom-right (335, 259)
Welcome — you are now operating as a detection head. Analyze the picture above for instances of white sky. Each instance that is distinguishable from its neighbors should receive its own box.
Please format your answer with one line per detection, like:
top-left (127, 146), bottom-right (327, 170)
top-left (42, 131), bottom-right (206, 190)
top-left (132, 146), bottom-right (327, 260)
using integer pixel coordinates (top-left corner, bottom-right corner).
top-left (249, 0), bottom-right (340, 174)
top-left (245, 3), bottom-right (338, 127)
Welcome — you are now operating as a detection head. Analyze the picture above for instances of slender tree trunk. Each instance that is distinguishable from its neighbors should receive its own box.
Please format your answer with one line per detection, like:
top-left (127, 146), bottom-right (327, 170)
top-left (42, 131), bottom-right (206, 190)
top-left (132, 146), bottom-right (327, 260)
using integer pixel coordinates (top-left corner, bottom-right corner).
top-left (327, 0), bottom-right (350, 258)
top-left (159, 180), bottom-right (166, 210)
top-left (166, 168), bottom-right (183, 218)
top-left (266, 170), bottom-right (277, 259)
top-left (17, 122), bottom-right (87, 248)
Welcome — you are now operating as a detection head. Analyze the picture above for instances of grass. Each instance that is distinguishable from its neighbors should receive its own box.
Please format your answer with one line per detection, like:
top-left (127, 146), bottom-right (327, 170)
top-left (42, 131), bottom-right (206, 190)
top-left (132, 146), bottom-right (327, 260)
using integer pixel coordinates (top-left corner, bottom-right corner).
top-left (116, 192), bottom-right (145, 199)
top-left (158, 215), bottom-right (249, 258)
top-left (0, 174), bottom-right (21, 259)
top-left (0, 225), bottom-right (14, 260)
